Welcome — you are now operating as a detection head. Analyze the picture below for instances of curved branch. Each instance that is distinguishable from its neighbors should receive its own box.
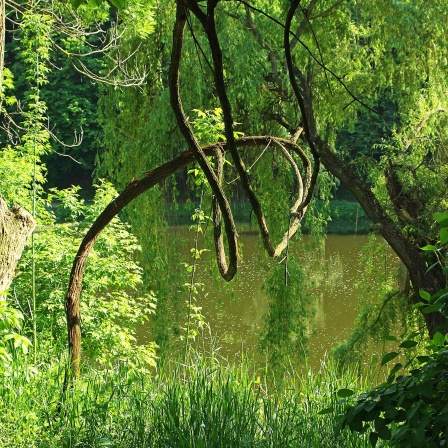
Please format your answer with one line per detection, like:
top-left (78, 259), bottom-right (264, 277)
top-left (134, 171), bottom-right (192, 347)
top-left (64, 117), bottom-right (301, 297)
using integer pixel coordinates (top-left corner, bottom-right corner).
top-left (269, 140), bottom-right (305, 257)
top-left (212, 148), bottom-right (234, 278)
top-left (284, 0), bottom-right (321, 217)
top-left (313, 133), bottom-right (443, 334)
top-left (188, 0), bottom-right (278, 257)
top-left (64, 135), bottom-right (315, 375)
top-left (284, 1), bottom-right (317, 147)
top-left (169, 1), bottom-right (238, 281)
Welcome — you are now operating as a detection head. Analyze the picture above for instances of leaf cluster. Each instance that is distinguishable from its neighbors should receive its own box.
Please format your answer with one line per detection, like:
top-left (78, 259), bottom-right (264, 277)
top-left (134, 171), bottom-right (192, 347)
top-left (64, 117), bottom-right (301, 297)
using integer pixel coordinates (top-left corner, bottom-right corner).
top-left (334, 212), bottom-right (448, 447)
top-left (0, 300), bottom-right (31, 374)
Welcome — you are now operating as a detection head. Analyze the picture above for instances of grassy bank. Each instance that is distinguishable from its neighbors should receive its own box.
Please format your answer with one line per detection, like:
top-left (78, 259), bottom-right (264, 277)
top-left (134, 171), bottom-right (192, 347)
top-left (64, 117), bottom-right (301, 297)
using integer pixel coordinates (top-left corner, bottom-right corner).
top-left (166, 200), bottom-right (371, 235)
top-left (1, 349), bottom-right (376, 447)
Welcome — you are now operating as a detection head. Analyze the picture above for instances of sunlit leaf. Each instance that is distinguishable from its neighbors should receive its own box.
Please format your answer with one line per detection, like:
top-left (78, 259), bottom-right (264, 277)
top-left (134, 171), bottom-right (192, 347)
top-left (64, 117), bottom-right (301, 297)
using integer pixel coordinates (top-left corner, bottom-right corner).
top-left (434, 212), bottom-right (448, 226)
top-left (432, 332), bottom-right (445, 346)
top-left (440, 227), bottom-right (448, 244)
top-left (419, 290), bottom-right (431, 301)
top-left (421, 245), bottom-right (437, 251)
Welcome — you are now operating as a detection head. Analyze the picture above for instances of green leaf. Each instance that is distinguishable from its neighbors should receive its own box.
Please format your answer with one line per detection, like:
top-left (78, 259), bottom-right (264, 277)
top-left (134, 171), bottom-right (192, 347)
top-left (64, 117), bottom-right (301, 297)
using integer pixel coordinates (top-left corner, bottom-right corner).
top-left (443, 266), bottom-right (448, 276)
top-left (419, 290), bottom-right (431, 301)
top-left (419, 380), bottom-right (434, 398)
top-left (413, 302), bottom-right (426, 309)
top-left (377, 426), bottom-right (392, 440)
top-left (349, 415), bottom-right (364, 432)
top-left (108, 0), bottom-right (126, 8)
top-left (318, 406), bottom-right (334, 415)
top-left (421, 245), bottom-right (437, 251)
top-left (369, 432), bottom-right (379, 447)
top-left (388, 363), bottom-right (403, 380)
top-left (381, 351), bottom-right (399, 366)
top-left (384, 335), bottom-right (398, 341)
top-left (432, 332), bottom-right (445, 346)
top-left (416, 356), bottom-right (430, 363)
top-left (434, 212), bottom-right (448, 227)
top-left (337, 388), bottom-right (355, 398)
top-left (374, 417), bottom-right (387, 432)
top-left (435, 292), bottom-right (448, 305)
top-left (440, 227), bottom-right (448, 244)
top-left (71, 0), bottom-right (85, 8)
top-left (406, 402), bottom-right (421, 420)
top-left (399, 340), bottom-right (417, 349)
top-left (422, 303), bottom-right (442, 313)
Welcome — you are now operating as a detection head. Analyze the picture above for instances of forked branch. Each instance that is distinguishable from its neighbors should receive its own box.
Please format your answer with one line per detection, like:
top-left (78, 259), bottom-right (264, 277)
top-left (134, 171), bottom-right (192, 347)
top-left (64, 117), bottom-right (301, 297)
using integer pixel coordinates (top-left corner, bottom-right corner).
top-left (64, 136), bottom-right (316, 376)
top-left (170, 0), bottom-right (239, 281)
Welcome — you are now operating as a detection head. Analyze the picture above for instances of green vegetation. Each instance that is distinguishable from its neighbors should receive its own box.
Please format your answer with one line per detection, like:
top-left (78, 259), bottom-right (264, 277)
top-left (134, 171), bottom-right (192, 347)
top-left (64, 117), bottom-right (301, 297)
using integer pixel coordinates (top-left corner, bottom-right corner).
top-left (336, 212), bottom-right (448, 447)
top-left (1, 349), bottom-right (373, 447)
top-left (1, 0), bottom-right (447, 446)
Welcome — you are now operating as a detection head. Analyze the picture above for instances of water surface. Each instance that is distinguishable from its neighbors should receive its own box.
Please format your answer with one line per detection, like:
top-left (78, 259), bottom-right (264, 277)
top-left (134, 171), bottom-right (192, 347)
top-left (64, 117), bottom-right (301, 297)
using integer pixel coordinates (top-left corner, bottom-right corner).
top-left (142, 228), bottom-right (398, 368)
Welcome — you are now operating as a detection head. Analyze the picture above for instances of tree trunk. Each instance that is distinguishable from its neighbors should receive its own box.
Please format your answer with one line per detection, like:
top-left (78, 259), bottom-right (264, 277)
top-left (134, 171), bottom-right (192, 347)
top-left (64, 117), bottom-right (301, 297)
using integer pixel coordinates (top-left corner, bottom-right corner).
top-left (0, 0), bottom-right (5, 106)
top-left (0, 197), bottom-right (35, 299)
top-left (314, 137), bottom-right (445, 335)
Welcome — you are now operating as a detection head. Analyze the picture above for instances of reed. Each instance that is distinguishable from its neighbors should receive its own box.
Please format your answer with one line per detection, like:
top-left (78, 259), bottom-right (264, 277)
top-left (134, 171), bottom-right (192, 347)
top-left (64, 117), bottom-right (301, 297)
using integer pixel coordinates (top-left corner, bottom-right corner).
top-left (0, 349), bottom-right (376, 447)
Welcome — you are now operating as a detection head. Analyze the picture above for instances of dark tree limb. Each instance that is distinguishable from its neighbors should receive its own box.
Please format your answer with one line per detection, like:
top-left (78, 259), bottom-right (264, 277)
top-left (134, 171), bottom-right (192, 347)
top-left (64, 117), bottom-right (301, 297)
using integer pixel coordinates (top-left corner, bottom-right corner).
top-left (283, 1), bottom-right (444, 335)
top-left (64, 136), bottom-right (313, 376)
top-left (188, 0), bottom-right (310, 258)
top-left (169, 0), bottom-right (239, 281)
top-left (313, 135), bottom-right (443, 335)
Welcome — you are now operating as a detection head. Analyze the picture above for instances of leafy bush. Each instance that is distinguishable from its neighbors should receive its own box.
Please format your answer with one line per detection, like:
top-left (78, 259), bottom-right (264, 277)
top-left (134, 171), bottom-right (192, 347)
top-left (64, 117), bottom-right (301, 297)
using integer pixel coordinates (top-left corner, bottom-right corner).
top-left (0, 299), bottom-right (31, 374)
top-left (335, 211), bottom-right (448, 447)
top-left (15, 181), bottom-right (157, 370)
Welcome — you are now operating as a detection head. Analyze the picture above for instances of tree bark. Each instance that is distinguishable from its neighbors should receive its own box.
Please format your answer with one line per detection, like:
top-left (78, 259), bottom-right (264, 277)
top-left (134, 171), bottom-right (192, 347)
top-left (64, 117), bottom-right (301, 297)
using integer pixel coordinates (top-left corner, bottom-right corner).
top-left (314, 136), bottom-right (444, 335)
top-left (0, 0), bottom-right (5, 105)
top-left (0, 197), bottom-right (35, 299)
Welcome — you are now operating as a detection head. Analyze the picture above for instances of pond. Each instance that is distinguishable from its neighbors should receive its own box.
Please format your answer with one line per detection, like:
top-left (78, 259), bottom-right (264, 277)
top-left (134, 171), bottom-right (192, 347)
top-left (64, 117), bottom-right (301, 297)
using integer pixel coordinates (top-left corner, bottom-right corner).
top-left (139, 227), bottom-right (399, 369)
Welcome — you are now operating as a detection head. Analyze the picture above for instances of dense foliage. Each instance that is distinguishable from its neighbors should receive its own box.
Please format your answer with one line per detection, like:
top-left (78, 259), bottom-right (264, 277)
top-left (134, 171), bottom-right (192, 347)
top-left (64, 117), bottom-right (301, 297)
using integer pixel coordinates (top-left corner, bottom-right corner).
top-left (336, 213), bottom-right (448, 447)
top-left (0, 0), bottom-right (447, 446)
top-left (1, 351), bottom-right (372, 447)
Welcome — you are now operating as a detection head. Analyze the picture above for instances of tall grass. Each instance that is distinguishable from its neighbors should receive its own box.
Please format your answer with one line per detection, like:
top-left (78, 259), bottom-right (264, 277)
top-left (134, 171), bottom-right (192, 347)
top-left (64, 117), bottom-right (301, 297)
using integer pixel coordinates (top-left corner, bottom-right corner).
top-left (0, 348), bottom-right (375, 447)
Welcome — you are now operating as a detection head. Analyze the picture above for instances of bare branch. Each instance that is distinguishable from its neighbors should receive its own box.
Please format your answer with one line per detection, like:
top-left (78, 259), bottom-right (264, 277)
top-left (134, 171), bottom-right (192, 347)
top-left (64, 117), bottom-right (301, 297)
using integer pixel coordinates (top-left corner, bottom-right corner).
top-left (169, 0), bottom-right (239, 281)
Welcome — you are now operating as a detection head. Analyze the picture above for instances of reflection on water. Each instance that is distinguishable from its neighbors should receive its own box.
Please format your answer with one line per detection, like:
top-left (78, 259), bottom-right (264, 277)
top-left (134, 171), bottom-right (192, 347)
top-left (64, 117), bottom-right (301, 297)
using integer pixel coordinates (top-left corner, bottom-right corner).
top-left (140, 227), bottom-right (398, 369)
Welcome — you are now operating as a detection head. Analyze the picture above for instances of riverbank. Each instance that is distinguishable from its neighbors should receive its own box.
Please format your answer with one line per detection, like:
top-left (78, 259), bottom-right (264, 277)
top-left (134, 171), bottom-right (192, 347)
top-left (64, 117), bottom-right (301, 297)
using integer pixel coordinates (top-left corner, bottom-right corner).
top-left (1, 349), bottom-right (374, 447)
top-left (166, 200), bottom-right (371, 235)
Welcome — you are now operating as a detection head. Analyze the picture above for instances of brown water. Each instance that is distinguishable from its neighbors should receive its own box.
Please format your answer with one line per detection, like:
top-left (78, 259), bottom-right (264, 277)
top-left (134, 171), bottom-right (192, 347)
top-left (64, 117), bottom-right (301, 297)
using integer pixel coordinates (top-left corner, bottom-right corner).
top-left (142, 228), bottom-right (398, 368)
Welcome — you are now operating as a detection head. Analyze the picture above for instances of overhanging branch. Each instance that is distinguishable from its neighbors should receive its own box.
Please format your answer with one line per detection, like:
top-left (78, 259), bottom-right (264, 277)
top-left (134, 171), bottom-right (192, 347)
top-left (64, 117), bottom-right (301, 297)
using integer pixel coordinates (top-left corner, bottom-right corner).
top-left (64, 135), bottom-right (314, 376)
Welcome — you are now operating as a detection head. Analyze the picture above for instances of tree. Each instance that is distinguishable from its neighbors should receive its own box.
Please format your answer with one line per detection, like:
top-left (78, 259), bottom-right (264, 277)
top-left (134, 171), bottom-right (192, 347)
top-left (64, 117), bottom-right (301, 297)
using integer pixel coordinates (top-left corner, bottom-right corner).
top-left (0, 0), bottom-right (132, 370)
top-left (0, 0), bottom-right (36, 299)
top-left (337, 213), bottom-right (448, 446)
top-left (0, 197), bottom-right (35, 299)
top-left (63, 0), bottom-right (447, 376)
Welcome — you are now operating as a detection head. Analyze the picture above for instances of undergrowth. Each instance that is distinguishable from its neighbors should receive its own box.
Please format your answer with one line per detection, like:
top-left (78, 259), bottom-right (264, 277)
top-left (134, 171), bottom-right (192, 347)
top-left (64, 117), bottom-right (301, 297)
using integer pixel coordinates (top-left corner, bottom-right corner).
top-left (0, 348), bottom-right (375, 447)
